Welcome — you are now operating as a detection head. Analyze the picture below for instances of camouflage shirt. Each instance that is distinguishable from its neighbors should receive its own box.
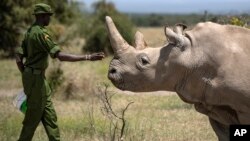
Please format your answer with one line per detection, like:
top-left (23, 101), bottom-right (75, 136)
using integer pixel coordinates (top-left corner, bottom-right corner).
top-left (16, 24), bottom-right (60, 70)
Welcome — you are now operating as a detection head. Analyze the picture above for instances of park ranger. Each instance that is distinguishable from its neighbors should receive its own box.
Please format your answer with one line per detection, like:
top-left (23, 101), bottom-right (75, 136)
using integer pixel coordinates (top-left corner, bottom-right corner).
top-left (15, 3), bottom-right (105, 141)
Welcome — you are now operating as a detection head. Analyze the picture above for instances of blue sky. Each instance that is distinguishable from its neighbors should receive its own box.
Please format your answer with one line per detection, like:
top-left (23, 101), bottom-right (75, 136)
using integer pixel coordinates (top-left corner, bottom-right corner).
top-left (77, 0), bottom-right (250, 14)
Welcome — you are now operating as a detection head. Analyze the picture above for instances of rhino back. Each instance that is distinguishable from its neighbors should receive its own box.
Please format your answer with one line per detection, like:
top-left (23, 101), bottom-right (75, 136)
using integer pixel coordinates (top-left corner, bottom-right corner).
top-left (185, 22), bottom-right (250, 123)
top-left (186, 22), bottom-right (250, 90)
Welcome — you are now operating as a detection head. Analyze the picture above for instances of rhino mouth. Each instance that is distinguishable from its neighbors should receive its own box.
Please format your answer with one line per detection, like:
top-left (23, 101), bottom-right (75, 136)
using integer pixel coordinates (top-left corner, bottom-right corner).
top-left (114, 82), bottom-right (125, 90)
top-left (108, 73), bottom-right (125, 90)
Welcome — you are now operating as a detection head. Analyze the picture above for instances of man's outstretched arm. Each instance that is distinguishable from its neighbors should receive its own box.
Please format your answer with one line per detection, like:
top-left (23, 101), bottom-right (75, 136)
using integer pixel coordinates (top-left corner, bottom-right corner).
top-left (55, 52), bottom-right (105, 62)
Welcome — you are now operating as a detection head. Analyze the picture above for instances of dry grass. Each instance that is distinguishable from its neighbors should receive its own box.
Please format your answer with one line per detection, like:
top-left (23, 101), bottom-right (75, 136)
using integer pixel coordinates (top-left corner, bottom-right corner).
top-left (137, 27), bottom-right (167, 47)
top-left (0, 90), bottom-right (217, 141)
top-left (0, 27), bottom-right (217, 141)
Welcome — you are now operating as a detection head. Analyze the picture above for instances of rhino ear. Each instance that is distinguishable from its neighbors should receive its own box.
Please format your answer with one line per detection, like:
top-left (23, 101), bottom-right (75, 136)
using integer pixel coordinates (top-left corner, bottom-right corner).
top-left (173, 23), bottom-right (187, 35)
top-left (134, 31), bottom-right (147, 50)
top-left (164, 26), bottom-right (183, 45)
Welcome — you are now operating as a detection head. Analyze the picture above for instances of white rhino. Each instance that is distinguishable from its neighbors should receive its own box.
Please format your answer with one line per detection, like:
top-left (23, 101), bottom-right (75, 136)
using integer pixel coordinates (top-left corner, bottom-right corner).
top-left (105, 16), bottom-right (250, 141)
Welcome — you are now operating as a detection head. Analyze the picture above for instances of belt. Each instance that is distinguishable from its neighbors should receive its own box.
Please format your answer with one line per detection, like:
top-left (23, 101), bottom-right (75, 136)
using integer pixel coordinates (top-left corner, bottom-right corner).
top-left (24, 67), bottom-right (45, 75)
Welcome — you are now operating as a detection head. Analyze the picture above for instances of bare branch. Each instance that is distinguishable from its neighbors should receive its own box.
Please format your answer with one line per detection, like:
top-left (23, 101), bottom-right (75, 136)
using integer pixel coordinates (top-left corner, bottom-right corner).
top-left (97, 83), bottom-right (134, 141)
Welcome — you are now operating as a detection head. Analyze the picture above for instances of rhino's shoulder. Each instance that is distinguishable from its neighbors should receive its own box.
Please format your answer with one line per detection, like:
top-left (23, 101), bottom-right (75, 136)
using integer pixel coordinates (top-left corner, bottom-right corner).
top-left (191, 21), bottom-right (250, 34)
top-left (196, 21), bottom-right (219, 27)
top-left (191, 22), bottom-right (222, 32)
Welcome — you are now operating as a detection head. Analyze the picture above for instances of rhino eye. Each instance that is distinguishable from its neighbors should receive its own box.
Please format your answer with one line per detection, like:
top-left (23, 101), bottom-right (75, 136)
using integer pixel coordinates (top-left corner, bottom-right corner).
top-left (137, 53), bottom-right (150, 66)
top-left (141, 56), bottom-right (149, 65)
top-left (136, 53), bottom-right (150, 70)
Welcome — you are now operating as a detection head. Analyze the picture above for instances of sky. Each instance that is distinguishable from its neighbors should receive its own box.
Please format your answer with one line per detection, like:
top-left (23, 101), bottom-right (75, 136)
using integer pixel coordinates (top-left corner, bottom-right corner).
top-left (77, 0), bottom-right (250, 14)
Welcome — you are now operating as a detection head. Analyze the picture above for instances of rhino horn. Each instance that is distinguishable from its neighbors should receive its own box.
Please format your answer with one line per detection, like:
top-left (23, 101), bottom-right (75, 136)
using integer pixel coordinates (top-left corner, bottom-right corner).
top-left (105, 16), bottom-right (129, 55)
top-left (164, 26), bottom-right (185, 46)
top-left (134, 31), bottom-right (147, 50)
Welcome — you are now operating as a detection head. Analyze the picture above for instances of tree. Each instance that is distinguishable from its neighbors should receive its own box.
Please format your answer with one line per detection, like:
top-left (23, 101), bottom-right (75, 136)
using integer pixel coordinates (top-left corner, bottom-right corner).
top-left (0, 0), bottom-right (34, 57)
top-left (83, 0), bottom-right (135, 55)
top-left (0, 0), bottom-right (82, 57)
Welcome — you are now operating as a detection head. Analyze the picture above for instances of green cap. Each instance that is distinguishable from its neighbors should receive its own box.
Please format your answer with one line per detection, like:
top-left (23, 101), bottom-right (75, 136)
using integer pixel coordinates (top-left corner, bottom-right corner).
top-left (33, 3), bottom-right (53, 15)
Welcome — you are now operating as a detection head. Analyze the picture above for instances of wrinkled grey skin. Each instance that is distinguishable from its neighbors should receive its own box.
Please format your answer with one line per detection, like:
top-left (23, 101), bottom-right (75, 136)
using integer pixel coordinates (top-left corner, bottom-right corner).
top-left (105, 16), bottom-right (250, 141)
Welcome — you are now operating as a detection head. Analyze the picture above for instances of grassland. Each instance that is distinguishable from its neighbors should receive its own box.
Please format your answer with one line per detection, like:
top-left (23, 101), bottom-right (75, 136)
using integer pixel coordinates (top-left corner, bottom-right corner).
top-left (0, 27), bottom-right (217, 141)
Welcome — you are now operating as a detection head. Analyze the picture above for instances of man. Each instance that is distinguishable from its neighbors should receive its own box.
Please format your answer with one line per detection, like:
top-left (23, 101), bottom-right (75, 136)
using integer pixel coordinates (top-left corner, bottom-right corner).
top-left (15, 3), bottom-right (105, 141)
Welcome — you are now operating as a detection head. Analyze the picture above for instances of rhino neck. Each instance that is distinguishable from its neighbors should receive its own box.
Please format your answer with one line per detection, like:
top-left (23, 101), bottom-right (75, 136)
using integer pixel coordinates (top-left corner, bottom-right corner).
top-left (174, 61), bottom-right (217, 104)
top-left (155, 40), bottom-right (210, 93)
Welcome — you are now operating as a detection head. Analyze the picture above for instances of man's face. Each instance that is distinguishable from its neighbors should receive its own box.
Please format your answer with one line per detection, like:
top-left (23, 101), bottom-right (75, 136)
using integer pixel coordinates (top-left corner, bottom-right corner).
top-left (43, 14), bottom-right (51, 26)
top-left (36, 14), bottom-right (51, 26)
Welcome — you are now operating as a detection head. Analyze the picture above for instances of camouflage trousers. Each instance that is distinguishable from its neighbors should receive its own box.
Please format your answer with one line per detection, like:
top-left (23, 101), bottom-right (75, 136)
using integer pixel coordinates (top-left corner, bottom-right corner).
top-left (18, 69), bottom-right (60, 141)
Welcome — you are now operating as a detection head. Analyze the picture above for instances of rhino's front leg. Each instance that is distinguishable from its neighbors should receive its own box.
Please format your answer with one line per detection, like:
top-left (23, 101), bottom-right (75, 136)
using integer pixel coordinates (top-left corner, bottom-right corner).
top-left (209, 118), bottom-right (229, 141)
top-left (194, 104), bottom-right (231, 141)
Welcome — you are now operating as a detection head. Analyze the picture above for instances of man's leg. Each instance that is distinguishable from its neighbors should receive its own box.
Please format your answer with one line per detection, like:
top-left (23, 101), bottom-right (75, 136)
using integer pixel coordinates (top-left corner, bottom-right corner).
top-left (41, 96), bottom-right (60, 141)
top-left (18, 106), bottom-right (43, 141)
top-left (19, 72), bottom-right (46, 141)
top-left (18, 73), bottom-right (44, 141)
top-left (41, 80), bottom-right (60, 141)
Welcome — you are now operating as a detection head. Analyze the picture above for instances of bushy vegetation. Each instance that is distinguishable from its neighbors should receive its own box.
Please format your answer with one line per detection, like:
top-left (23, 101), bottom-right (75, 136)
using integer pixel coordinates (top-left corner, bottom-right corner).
top-left (83, 0), bottom-right (135, 55)
top-left (129, 12), bottom-right (250, 27)
top-left (0, 0), bottom-right (84, 57)
top-left (229, 16), bottom-right (250, 29)
top-left (230, 17), bottom-right (245, 26)
top-left (47, 61), bottom-right (65, 94)
top-left (0, 0), bottom-right (32, 57)
top-left (130, 13), bottom-right (204, 26)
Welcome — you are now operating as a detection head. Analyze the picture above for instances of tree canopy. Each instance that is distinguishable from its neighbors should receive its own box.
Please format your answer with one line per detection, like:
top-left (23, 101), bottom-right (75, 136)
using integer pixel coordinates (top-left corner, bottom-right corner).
top-left (0, 0), bottom-right (81, 57)
top-left (83, 0), bottom-right (135, 55)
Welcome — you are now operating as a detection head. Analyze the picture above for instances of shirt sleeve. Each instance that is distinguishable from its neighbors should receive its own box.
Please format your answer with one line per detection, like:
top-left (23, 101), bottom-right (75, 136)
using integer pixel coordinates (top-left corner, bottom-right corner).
top-left (38, 31), bottom-right (60, 58)
top-left (15, 38), bottom-right (27, 57)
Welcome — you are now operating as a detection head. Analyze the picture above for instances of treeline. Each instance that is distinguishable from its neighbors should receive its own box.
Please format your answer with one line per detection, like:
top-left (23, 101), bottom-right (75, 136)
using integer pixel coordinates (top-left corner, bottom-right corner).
top-left (129, 13), bottom-right (203, 26)
top-left (1, 0), bottom-right (250, 57)
top-left (0, 0), bottom-right (135, 57)
top-left (128, 12), bottom-right (250, 27)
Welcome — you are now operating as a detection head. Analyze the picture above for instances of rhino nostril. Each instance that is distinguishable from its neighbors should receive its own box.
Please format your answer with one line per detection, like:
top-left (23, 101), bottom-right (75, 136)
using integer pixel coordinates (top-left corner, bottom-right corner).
top-left (109, 68), bottom-right (117, 74)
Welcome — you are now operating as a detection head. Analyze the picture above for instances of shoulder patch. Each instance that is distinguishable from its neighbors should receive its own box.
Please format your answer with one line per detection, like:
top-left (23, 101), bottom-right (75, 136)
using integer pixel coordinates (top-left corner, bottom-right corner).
top-left (44, 34), bottom-right (49, 40)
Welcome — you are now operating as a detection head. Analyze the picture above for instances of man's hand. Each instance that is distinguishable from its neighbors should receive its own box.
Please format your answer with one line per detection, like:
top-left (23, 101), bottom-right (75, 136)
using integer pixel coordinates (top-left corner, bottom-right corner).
top-left (90, 52), bottom-right (105, 61)
top-left (15, 54), bottom-right (24, 73)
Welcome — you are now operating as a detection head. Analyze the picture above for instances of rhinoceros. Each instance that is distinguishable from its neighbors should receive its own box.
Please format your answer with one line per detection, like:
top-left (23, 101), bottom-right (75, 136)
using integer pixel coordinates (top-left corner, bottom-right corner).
top-left (105, 16), bottom-right (250, 141)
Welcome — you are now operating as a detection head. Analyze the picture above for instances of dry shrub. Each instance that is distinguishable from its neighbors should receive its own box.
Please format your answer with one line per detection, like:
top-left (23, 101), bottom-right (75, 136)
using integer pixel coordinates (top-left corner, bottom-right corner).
top-left (47, 61), bottom-right (65, 94)
top-left (60, 70), bottom-right (99, 101)
top-left (138, 27), bottom-right (166, 47)
top-left (48, 23), bottom-right (66, 41)
top-left (63, 78), bottom-right (79, 100)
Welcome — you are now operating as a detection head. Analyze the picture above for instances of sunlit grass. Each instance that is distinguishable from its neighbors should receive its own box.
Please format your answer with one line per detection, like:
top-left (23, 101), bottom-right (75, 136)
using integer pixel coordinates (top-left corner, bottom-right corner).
top-left (0, 93), bottom-right (216, 141)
